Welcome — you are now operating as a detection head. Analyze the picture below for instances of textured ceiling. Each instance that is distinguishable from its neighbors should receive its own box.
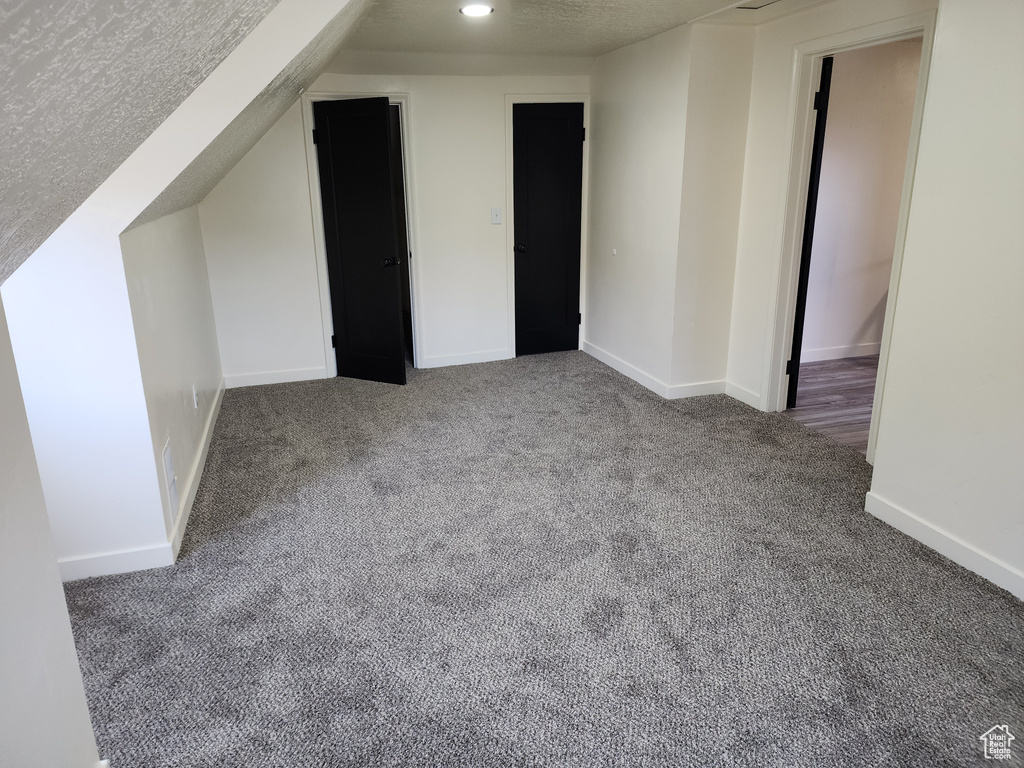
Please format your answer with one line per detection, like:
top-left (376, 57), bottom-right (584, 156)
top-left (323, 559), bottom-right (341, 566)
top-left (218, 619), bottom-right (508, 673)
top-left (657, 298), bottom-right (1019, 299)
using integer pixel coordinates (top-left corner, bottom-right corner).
top-left (133, 0), bottom-right (371, 228)
top-left (343, 0), bottom-right (740, 57)
top-left (0, 0), bottom-right (281, 284)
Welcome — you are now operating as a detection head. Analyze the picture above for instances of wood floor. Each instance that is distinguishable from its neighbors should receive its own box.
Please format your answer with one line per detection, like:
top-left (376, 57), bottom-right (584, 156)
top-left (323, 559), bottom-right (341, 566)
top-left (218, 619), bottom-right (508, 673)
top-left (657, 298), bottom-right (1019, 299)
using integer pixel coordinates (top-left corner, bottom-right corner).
top-left (784, 355), bottom-right (879, 454)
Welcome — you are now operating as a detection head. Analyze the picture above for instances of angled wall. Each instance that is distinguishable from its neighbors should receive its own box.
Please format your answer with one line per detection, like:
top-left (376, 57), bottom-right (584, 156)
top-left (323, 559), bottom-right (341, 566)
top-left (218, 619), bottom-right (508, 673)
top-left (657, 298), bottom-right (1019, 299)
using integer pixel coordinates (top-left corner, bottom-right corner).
top-left (1, 0), bottom-right (366, 580)
top-left (670, 23), bottom-right (754, 393)
top-left (584, 22), bottom-right (754, 398)
top-left (584, 24), bottom-right (693, 390)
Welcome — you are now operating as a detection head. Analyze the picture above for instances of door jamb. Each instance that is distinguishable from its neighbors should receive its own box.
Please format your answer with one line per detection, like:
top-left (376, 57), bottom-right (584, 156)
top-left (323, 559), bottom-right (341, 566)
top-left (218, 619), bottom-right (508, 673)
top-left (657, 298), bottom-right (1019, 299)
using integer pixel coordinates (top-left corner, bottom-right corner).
top-left (763, 11), bottom-right (936, 464)
top-left (504, 94), bottom-right (591, 357)
top-left (300, 91), bottom-right (422, 375)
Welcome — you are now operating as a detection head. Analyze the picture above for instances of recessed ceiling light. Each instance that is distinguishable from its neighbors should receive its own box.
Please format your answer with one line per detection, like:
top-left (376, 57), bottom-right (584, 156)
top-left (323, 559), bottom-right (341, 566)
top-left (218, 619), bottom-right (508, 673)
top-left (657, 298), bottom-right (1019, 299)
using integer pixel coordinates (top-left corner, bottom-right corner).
top-left (460, 4), bottom-right (493, 16)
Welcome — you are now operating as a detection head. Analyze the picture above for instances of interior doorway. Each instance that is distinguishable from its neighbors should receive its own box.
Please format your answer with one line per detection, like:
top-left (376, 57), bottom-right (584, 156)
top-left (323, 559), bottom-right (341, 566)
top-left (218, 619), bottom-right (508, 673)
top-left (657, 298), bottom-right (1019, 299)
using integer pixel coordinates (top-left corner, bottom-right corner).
top-left (311, 97), bottom-right (414, 385)
top-left (783, 39), bottom-right (923, 454)
top-left (512, 102), bottom-right (585, 356)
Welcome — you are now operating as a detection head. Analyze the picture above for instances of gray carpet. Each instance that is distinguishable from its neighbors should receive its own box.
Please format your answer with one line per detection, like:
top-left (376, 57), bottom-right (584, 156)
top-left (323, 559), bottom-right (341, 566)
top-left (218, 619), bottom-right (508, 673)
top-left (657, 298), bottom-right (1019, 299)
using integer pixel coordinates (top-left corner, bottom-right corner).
top-left (66, 351), bottom-right (1023, 767)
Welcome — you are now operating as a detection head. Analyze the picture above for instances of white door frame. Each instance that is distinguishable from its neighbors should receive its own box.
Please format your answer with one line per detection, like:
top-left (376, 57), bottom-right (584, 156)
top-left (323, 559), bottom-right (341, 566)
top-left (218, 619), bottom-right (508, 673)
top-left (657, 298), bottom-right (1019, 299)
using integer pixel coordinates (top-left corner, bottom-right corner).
top-left (504, 94), bottom-right (591, 357)
top-left (299, 91), bottom-right (423, 375)
top-left (763, 11), bottom-right (936, 464)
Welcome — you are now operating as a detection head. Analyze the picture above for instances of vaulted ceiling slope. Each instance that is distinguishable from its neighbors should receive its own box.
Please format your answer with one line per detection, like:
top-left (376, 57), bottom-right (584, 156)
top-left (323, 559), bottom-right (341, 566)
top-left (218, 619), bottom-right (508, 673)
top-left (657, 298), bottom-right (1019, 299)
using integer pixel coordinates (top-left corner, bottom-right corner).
top-left (134, 0), bottom-right (370, 228)
top-left (0, 0), bottom-right (281, 284)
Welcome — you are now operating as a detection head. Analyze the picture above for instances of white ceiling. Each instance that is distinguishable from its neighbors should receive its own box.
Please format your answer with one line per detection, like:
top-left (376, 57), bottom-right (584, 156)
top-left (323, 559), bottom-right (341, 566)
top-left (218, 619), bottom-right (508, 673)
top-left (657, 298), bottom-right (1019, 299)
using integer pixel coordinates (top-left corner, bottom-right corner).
top-left (343, 0), bottom-right (741, 58)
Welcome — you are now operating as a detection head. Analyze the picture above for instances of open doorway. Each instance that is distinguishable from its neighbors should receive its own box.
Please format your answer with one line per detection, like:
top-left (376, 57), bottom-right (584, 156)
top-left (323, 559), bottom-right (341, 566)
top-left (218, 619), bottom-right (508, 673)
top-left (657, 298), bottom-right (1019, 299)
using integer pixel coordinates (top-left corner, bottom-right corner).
top-left (784, 39), bottom-right (923, 454)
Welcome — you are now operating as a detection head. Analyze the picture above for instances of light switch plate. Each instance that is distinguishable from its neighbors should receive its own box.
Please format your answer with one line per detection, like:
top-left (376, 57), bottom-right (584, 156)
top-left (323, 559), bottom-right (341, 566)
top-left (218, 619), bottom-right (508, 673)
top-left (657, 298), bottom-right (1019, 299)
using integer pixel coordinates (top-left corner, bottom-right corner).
top-left (491, 207), bottom-right (502, 224)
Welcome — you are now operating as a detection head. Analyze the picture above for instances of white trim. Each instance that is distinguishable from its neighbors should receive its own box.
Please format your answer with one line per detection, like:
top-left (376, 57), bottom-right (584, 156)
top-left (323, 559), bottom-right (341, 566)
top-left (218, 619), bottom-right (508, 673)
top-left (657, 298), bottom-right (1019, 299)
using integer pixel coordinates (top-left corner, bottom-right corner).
top-left (95, 761), bottom-right (111, 768)
top-left (59, 543), bottom-right (174, 582)
top-left (801, 342), bottom-right (881, 363)
top-left (583, 341), bottom-right (668, 396)
top-left (865, 492), bottom-right (1024, 601)
top-left (224, 366), bottom-right (328, 388)
top-left (417, 348), bottom-right (512, 369)
top-left (504, 94), bottom-right (591, 357)
top-left (169, 382), bottom-right (224, 558)
top-left (761, 11), bottom-right (937, 468)
top-left (300, 91), bottom-right (424, 374)
top-left (664, 380), bottom-right (726, 399)
top-left (725, 381), bottom-right (762, 409)
top-left (582, 341), bottom-right (724, 400)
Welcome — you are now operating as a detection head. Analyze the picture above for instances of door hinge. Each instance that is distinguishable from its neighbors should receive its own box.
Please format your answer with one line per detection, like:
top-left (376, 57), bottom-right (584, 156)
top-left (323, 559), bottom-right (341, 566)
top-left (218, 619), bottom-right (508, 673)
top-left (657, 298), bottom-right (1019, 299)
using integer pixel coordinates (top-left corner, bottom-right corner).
top-left (577, 312), bottom-right (582, 325)
top-left (331, 334), bottom-right (336, 348)
top-left (312, 129), bottom-right (319, 145)
top-left (786, 359), bottom-right (796, 375)
top-left (813, 91), bottom-right (822, 111)
top-left (582, 126), bottom-right (586, 142)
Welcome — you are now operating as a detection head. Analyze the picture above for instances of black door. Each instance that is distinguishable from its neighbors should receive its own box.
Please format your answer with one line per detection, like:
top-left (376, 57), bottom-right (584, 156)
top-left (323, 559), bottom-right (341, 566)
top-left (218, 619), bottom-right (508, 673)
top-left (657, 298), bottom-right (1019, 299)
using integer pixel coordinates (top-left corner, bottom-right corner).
top-left (787, 57), bottom-right (834, 408)
top-left (313, 97), bottom-right (407, 385)
top-left (513, 103), bottom-right (584, 356)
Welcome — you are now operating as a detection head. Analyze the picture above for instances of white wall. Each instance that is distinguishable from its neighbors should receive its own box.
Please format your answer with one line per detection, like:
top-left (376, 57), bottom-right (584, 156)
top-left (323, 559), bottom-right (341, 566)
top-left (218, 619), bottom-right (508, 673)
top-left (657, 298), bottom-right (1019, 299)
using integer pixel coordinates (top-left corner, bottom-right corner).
top-left (584, 22), bottom-right (755, 398)
top-left (725, 0), bottom-right (937, 405)
top-left (199, 70), bottom-right (589, 381)
top-left (866, 0), bottom-right (1024, 599)
top-left (120, 207), bottom-right (225, 554)
top-left (0, 294), bottom-right (99, 767)
top-left (802, 40), bottom-right (921, 363)
top-left (671, 23), bottom-right (755, 390)
top-left (2, 213), bottom-right (172, 579)
top-left (200, 103), bottom-right (329, 387)
top-left (584, 24), bottom-right (693, 388)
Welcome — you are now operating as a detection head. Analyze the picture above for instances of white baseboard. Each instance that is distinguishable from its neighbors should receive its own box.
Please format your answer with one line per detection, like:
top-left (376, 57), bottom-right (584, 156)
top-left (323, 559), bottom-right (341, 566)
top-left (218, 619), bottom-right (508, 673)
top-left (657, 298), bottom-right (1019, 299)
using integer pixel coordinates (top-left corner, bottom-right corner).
top-left (801, 342), bottom-right (881, 363)
top-left (169, 382), bottom-right (224, 558)
top-left (417, 348), bottom-right (513, 369)
top-left (581, 341), bottom-right (666, 394)
top-left (663, 380), bottom-right (726, 398)
top-left (95, 761), bottom-right (110, 768)
top-left (224, 366), bottom-right (328, 388)
top-left (59, 542), bottom-right (175, 582)
top-left (581, 341), bottom-right (724, 400)
top-left (724, 381), bottom-right (762, 409)
top-left (58, 383), bottom-right (225, 582)
top-left (865, 491), bottom-right (1024, 600)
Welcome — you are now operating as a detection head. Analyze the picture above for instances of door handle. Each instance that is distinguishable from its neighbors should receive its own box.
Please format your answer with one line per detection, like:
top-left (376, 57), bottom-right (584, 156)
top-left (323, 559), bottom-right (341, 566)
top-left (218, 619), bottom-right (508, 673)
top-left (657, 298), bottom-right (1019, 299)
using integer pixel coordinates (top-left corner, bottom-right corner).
top-left (381, 257), bottom-right (401, 268)
top-left (515, 245), bottom-right (528, 253)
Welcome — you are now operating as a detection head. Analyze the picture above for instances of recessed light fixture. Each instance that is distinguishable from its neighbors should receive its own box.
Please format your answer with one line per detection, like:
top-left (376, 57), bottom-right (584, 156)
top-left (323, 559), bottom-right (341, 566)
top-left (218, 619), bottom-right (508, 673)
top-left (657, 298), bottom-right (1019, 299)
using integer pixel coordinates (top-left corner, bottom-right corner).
top-left (460, 4), bottom-right (493, 16)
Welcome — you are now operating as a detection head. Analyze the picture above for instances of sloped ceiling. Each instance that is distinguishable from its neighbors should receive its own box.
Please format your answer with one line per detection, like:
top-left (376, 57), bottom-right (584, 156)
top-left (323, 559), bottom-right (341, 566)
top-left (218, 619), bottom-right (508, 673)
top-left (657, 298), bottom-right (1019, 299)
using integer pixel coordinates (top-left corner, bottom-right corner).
top-left (0, 0), bottom-right (281, 284)
top-left (134, 0), bottom-right (370, 228)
